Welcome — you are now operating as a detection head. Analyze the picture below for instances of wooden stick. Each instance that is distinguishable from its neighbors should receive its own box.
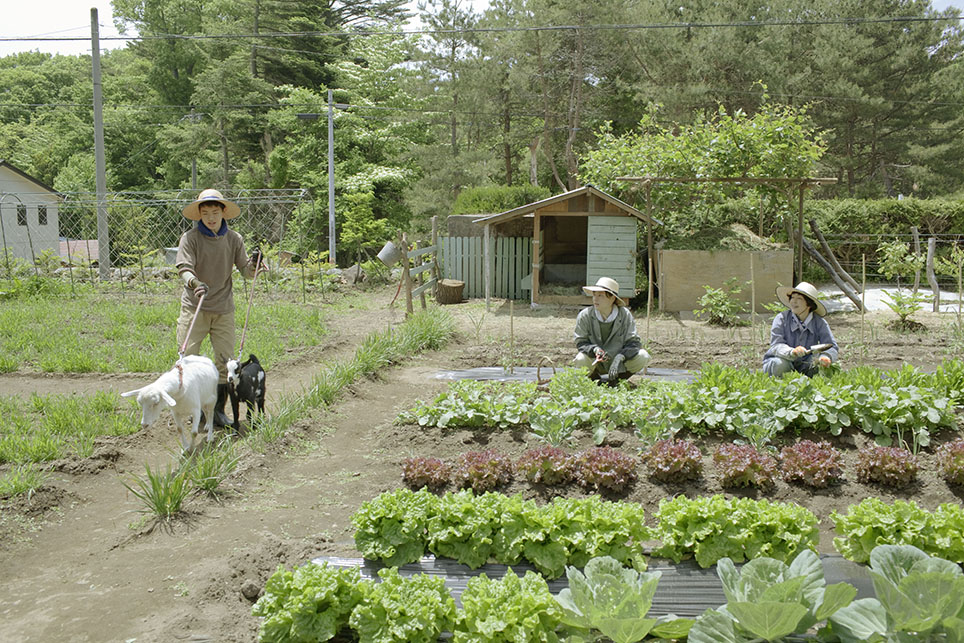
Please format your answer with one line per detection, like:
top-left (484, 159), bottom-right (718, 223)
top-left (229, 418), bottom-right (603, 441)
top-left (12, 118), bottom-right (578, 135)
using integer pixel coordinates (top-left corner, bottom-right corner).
top-left (802, 237), bottom-right (862, 310)
top-left (912, 226), bottom-right (921, 294)
top-left (861, 254), bottom-right (866, 346)
top-left (926, 237), bottom-right (940, 312)
top-left (809, 218), bottom-right (859, 292)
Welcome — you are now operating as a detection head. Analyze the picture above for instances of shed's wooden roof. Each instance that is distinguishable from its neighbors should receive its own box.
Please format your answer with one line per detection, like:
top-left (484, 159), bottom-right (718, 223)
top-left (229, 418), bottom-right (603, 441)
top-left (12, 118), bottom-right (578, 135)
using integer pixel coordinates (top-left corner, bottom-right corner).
top-left (473, 185), bottom-right (662, 226)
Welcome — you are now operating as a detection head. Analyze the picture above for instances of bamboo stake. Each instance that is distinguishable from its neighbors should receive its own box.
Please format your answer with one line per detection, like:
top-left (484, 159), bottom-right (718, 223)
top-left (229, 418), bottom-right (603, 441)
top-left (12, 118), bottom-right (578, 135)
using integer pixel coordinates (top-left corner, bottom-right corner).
top-left (861, 254), bottom-right (866, 347)
top-left (750, 254), bottom-right (756, 328)
top-left (509, 299), bottom-right (514, 375)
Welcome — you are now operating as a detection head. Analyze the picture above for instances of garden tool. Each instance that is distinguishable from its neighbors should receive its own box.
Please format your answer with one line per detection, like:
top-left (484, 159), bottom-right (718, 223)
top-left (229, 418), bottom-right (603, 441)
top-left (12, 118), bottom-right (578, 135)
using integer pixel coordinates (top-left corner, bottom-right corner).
top-left (804, 343), bottom-right (834, 356)
top-left (178, 293), bottom-right (206, 359)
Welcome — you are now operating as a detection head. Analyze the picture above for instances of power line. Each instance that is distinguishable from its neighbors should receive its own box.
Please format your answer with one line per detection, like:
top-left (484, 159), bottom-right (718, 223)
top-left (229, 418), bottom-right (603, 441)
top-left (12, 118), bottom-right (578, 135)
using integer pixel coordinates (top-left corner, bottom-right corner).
top-left (1, 14), bottom-right (961, 44)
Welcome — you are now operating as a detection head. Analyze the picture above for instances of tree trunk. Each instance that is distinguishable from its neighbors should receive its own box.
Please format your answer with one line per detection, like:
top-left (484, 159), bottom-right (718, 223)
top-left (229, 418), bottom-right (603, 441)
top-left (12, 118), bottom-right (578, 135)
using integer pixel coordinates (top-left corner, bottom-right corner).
top-left (564, 28), bottom-right (585, 189)
top-left (251, 0), bottom-right (260, 77)
top-left (533, 31), bottom-right (567, 191)
top-left (502, 90), bottom-right (512, 185)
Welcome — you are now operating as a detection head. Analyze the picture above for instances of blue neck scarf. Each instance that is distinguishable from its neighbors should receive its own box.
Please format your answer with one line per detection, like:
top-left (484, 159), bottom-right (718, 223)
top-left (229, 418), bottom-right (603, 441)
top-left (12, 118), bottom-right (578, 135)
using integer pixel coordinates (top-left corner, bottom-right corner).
top-left (198, 219), bottom-right (228, 237)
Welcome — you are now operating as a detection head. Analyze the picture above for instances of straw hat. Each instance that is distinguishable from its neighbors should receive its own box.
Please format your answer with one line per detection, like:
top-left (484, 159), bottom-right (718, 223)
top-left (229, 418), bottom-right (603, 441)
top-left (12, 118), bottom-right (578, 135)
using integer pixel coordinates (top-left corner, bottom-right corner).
top-left (181, 189), bottom-right (241, 221)
top-left (776, 282), bottom-right (827, 317)
top-left (582, 277), bottom-right (627, 306)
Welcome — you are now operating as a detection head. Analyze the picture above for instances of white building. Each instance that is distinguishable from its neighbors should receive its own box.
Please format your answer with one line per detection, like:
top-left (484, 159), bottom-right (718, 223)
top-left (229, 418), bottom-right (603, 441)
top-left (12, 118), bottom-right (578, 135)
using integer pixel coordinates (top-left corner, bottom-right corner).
top-left (0, 160), bottom-right (62, 263)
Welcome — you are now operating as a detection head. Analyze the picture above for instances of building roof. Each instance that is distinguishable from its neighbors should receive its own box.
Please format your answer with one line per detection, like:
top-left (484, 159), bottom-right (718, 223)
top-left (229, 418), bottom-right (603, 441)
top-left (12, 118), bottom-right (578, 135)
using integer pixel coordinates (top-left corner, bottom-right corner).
top-left (0, 160), bottom-right (62, 197)
top-left (473, 184), bottom-right (662, 226)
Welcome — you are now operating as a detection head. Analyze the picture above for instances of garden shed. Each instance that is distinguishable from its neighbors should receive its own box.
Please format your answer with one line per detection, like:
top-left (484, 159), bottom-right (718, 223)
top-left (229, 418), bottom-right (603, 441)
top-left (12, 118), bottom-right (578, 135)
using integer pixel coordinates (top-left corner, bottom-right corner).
top-left (443, 185), bottom-right (661, 306)
top-left (0, 160), bottom-right (62, 264)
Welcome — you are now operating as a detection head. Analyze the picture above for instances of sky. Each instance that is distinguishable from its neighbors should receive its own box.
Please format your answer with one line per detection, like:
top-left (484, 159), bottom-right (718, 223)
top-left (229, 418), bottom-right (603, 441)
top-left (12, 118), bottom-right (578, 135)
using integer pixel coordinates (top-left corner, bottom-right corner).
top-left (1, 0), bottom-right (962, 58)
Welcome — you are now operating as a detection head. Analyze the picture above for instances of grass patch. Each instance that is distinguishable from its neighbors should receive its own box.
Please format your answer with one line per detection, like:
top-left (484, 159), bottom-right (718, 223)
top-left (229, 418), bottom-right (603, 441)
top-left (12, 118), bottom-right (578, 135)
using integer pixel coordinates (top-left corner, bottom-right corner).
top-left (0, 293), bottom-right (329, 373)
top-left (180, 441), bottom-right (241, 497)
top-left (0, 463), bottom-right (49, 497)
top-left (0, 391), bottom-right (139, 465)
top-left (122, 463), bottom-right (193, 520)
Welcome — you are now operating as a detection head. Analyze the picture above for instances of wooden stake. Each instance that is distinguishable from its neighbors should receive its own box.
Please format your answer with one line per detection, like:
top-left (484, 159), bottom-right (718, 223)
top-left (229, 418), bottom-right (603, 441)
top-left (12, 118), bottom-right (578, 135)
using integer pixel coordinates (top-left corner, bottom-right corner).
top-left (861, 254), bottom-right (866, 346)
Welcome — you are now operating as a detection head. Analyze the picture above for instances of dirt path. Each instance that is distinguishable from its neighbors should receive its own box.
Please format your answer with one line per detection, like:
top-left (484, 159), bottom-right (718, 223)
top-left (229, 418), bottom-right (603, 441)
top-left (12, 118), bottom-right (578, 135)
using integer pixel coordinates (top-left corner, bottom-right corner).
top-left (0, 292), bottom-right (960, 642)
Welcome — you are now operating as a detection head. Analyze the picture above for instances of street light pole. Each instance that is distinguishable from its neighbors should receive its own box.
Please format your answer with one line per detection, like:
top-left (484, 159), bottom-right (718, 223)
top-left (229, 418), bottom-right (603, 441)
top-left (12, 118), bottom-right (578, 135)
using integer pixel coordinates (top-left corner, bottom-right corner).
top-left (327, 89), bottom-right (336, 266)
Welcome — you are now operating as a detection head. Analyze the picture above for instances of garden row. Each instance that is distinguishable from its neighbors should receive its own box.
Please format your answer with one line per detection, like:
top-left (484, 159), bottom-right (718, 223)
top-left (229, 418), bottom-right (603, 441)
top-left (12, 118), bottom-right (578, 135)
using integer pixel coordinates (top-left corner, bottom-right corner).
top-left (402, 438), bottom-right (964, 493)
top-left (351, 488), bottom-right (964, 575)
top-left (253, 545), bottom-right (964, 643)
top-left (398, 362), bottom-right (964, 451)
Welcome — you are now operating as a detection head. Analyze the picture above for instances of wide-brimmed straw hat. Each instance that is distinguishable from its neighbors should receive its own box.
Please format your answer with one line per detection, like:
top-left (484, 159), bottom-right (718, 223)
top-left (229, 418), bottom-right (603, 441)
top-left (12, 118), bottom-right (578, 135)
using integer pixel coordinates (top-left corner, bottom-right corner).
top-left (582, 277), bottom-right (627, 306)
top-left (181, 188), bottom-right (241, 221)
top-left (776, 281), bottom-right (827, 317)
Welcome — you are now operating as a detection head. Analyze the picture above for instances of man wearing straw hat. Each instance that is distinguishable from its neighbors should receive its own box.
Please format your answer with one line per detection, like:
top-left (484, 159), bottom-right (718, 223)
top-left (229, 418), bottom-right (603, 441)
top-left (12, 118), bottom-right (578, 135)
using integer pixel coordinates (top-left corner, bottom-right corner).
top-left (176, 188), bottom-right (263, 427)
top-left (763, 281), bottom-right (839, 377)
top-left (573, 277), bottom-right (651, 386)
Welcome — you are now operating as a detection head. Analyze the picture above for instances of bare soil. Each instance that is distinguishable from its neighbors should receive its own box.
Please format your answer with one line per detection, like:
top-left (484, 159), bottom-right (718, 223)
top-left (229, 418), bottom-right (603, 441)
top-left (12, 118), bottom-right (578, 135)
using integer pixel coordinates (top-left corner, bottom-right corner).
top-left (0, 287), bottom-right (961, 642)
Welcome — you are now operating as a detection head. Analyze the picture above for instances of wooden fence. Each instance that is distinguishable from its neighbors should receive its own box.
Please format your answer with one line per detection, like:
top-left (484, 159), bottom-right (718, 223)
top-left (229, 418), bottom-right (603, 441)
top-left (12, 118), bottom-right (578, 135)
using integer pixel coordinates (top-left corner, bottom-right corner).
top-left (442, 236), bottom-right (532, 300)
top-left (401, 221), bottom-right (439, 315)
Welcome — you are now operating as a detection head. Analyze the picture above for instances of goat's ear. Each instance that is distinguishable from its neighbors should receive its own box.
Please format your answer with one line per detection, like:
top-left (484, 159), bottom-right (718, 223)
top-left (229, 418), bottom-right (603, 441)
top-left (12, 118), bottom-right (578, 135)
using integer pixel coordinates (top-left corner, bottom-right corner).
top-left (161, 391), bottom-right (177, 407)
top-left (121, 388), bottom-right (141, 398)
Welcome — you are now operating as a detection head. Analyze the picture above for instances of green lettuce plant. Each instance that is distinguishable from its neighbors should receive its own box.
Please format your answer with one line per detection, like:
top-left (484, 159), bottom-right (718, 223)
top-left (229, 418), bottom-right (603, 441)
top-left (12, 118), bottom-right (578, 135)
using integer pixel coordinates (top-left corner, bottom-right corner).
top-left (831, 498), bottom-right (964, 564)
top-left (654, 494), bottom-right (819, 568)
top-left (452, 569), bottom-right (566, 642)
top-left (348, 568), bottom-right (456, 643)
top-left (352, 487), bottom-right (439, 567)
top-left (554, 556), bottom-right (694, 643)
top-left (252, 562), bottom-right (364, 643)
top-left (827, 545), bottom-right (964, 642)
top-left (688, 549), bottom-right (855, 642)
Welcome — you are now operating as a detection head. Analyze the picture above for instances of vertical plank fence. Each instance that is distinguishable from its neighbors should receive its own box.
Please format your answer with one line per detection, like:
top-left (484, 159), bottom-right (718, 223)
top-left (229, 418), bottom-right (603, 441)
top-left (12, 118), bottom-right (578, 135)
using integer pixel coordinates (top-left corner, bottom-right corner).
top-left (442, 236), bottom-right (531, 299)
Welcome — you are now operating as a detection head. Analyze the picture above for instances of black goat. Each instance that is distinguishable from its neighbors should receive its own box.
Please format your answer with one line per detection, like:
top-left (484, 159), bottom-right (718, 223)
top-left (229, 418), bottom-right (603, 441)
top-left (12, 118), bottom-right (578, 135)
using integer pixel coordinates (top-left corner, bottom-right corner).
top-left (225, 354), bottom-right (266, 432)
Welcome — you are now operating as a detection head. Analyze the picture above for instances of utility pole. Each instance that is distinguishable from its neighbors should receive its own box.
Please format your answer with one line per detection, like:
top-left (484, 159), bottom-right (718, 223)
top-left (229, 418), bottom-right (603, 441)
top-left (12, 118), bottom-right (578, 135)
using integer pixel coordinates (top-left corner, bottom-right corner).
top-left (327, 89), bottom-right (336, 265)
top-left (91, 8), bottom-right (110, 279)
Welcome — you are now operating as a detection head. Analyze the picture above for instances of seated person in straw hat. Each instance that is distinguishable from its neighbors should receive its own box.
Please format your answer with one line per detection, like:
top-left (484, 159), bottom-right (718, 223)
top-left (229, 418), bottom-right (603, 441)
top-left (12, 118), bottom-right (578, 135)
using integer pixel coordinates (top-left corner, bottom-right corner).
top-left (763, 281), bottom-right (839, 378)
top-left (176, 188), bottom-right (264, 427)
top-left (573, 277), bottom-right (651, 385)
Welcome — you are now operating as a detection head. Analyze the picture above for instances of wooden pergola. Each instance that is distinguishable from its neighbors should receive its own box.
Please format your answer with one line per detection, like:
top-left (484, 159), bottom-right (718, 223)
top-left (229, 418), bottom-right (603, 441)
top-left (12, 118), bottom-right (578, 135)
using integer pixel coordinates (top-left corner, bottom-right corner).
top-left (615, 176), bottom-right (839, 284)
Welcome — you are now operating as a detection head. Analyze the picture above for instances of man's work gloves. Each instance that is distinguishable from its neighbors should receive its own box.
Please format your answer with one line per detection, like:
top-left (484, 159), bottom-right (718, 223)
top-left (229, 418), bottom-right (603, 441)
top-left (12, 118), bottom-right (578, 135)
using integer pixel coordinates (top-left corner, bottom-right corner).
top-left (186, 275), bottom-right (208, 298)
top-left (608, 353), bottom-right (626, 380)
top-left (249, 247), bottom-right (263, 270)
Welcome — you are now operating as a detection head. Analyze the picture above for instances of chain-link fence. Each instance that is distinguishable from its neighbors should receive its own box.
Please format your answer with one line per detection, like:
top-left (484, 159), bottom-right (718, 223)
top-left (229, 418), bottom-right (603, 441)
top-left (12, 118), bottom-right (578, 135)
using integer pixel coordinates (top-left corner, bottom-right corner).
top-left (0, 188), bottom-right (318, 281)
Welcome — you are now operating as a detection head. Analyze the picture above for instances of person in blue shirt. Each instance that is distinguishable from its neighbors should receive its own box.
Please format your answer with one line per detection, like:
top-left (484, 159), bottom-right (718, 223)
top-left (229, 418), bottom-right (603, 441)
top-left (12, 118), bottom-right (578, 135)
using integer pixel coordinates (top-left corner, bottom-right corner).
top-left (763, 282), bottom-right (839, 377)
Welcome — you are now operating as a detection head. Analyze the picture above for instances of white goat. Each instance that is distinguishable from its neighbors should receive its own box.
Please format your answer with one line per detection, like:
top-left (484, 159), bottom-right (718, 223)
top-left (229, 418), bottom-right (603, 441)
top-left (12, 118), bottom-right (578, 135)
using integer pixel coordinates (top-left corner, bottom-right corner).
top-left (122, 355), bottom-right (219, 451)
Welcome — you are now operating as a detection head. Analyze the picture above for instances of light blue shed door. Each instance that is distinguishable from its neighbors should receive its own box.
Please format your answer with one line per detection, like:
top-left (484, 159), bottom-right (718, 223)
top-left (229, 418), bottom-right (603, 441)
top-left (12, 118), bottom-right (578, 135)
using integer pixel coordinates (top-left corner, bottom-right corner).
top-left (586, 216), bottom-right (636, 299)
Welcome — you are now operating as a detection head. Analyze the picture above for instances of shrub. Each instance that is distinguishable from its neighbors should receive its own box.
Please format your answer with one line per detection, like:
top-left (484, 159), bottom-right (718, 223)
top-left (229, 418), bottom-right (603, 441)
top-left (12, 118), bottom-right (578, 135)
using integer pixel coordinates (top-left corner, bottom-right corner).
top-left (515, 446), bottom-right (574, 485)
top-left (854, 445), bottom-right (918, 488)
top-left (713, 443), bottom-right (778, 488)
top-left (641, 438), bottom-right (703, 483)
top-left (693, 277), bottom-right (749, 327)
top-left (779, 440), bottom-right (843, 488)
top-left (401, 456), bottom-right (451, 490)
top-left (936, 438), bottom-right (964, 486)
top-left (452, 450), bottom-right (513, 493)
top-left (573, 447), bottom-right (638, 493)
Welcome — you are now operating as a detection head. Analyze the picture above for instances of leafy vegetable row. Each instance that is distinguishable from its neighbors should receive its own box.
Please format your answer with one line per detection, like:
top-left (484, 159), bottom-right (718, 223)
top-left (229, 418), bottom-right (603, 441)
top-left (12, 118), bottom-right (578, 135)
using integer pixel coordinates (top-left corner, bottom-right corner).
top-left (403, 438), bottom-right (964, 493)
top-left (351, 488), bottom-right (819, 576)
top-left (254, 545), bottom-right (964, 643)
top-left (398, 362), bottom-right (964, 450)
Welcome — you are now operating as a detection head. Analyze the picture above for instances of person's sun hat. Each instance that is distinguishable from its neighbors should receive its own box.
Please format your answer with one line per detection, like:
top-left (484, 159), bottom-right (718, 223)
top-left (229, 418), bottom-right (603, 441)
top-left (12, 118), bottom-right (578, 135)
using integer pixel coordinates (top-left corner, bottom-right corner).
top-left (582, 277), bottom-right (627, 306)
top-left (776, 281), bottom-right (827, 317)
top-left (181, 188), bottom-right (241, 221)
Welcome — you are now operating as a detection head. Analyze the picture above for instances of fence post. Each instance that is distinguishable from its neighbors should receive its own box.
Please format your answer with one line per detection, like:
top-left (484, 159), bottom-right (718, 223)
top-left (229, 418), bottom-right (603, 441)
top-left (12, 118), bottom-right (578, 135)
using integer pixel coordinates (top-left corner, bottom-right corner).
top-left (402, 231), bottom-right (413, 316)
